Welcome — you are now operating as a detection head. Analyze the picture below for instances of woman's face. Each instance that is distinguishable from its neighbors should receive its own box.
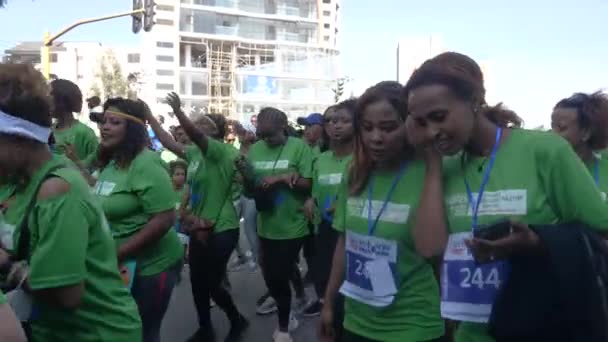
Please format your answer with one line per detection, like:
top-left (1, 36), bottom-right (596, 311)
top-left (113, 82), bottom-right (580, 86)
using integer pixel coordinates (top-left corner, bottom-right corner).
top-left (257, 118), bottom-right (285, 146)
top-left (0, 136), bottom-right (22, 179)
top-left (174, 127), bottom-right (191, 145)
top-left (551, 107), bottom-right (587, 148)
top-left (172, 167), bottom-right (186, 188)
top-left (407, 84), bottom-right (476, 156)
top-left (325, 108), bottom-right (354, 144)
top-left (100, 110), bottom-right (128, 149)
top-left (360, 99), bottom-right (406, 164)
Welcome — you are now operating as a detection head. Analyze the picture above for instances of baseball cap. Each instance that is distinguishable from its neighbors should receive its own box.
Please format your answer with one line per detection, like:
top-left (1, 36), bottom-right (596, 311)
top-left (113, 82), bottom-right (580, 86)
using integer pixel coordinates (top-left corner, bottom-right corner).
top-left (297, 113), bottom-right (324, 126)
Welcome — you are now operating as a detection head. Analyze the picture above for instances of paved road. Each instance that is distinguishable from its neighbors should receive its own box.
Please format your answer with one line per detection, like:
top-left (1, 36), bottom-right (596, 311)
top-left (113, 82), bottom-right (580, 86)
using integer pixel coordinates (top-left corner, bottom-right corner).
top-left (161, 265), bottom-right (319, 342)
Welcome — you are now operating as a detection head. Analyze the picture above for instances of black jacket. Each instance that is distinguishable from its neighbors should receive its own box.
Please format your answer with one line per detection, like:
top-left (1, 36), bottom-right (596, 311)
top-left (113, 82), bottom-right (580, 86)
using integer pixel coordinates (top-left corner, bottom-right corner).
top-left (489, 223), bottom-right (608, 342)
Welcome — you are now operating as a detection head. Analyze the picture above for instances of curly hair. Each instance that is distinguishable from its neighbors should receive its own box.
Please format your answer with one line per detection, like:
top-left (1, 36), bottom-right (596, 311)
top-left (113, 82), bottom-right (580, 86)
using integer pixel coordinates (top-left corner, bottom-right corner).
top-left (0, 64), bottom-right (52, 128)
top-left (555, 91), bottom-right (608, 150)
top-left (404, 52), bottom-right (523, 128)
top-left (50, 79), bottom-right (83, 114)
top-left (349, 81), bottom-right (414, 195)
top-left (96, 98), bottom-right (148, 169)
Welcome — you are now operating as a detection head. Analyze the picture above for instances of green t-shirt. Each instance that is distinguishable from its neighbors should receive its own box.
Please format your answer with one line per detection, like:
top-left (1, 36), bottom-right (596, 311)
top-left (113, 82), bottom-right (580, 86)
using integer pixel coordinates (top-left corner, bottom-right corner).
top-left (443, 129), bottom-right (608, 342)
top-left (587, 155), bottom-right (608, 201)
top-left (332, 160), bottom-right (444, 342)
top-left (94, 149), bottom-right (183, 277)
top-left (248, 137), bottom-right (313, 240)
top-left (184, 140), bottom-right (240, 233)
top-left (0, 156), bottom-right (141, 341)
top-left (312, 151), bottom-right (352, 224)
top-left (53, 121), bottom-right (98, 161)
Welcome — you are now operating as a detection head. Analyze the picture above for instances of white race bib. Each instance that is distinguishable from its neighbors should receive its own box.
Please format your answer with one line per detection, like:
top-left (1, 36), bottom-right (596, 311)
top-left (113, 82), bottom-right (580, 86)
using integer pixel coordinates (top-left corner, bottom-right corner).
top-left (339, 231), bottom-right (398, 307)
top-left (440, 232), bottom-right (510, 323)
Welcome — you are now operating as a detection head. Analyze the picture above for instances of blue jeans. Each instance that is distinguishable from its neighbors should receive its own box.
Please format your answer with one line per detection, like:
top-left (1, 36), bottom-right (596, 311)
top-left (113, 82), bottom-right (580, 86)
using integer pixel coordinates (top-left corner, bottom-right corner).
top-left (131, 262), bottom-right (181, 342)
top-left (240, 196), bottom-right (259, 259)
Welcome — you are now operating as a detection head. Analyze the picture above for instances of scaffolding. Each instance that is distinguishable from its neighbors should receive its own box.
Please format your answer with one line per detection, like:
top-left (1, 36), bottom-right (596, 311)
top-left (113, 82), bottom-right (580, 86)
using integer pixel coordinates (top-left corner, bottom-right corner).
top-left (207, 40), bottom-right (236, 115)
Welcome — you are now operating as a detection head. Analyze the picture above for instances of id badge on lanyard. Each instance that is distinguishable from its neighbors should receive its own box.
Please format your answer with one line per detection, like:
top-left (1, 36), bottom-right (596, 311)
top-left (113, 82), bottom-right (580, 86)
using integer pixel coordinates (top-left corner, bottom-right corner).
top-left (441, 127), bottom-right (510, 323)
top-left (340, 163), bottom-right (406, 307)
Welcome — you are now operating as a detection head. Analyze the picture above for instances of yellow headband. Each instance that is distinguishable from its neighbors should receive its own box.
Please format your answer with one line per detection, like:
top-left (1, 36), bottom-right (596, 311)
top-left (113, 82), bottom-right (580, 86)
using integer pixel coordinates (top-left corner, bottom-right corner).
top-left (105, 110), bottom-right (145, 126)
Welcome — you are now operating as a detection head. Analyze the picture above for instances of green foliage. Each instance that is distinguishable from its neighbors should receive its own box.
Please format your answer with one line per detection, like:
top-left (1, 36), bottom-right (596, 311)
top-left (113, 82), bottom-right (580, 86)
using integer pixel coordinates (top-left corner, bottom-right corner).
top-left (91, 51), bottom-right (128, 100)
top-left (332, 78), bottom-right (345, 103)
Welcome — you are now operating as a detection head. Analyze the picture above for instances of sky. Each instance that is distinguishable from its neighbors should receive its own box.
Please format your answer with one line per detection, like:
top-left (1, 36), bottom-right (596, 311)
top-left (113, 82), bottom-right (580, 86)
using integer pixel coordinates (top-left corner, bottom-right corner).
top-left (1, 0), bottom-right (608, 127)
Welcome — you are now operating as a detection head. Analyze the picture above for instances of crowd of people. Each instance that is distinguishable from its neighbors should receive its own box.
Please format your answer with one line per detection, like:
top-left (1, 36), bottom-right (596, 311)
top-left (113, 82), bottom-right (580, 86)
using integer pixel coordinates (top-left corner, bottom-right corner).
top-left (1, 50), bottom-right (608, 342)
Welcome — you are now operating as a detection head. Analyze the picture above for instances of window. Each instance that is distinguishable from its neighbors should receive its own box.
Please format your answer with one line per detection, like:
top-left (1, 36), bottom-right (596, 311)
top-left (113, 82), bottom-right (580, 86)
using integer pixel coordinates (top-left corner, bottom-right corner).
top-left (156, 55), bottom-right (174, 62)
top-left (156, 83), bottom-right (174, 90)
top-left (156, 41), bottom-right (174, 48)
top-left (324, 23), bottom-right (330, 29)
top-left (77, 56), bottom-right (84, 61)
top-left (323, 10), bottom-right (330, 16)
top-left (323, 0), bottom-right (330, 3)
top-left (157, 4), bottom-right (174, 11)
top-left (128, 53), bottom-right (141, 63)
top-left (50, 53), bottom-right (58, 63)
top-left (157, 19), bottom-right (174, 26)
top-left (324, 35), bottom-right (330, 41)
top-left (156, 69), bottom-right (174, 76)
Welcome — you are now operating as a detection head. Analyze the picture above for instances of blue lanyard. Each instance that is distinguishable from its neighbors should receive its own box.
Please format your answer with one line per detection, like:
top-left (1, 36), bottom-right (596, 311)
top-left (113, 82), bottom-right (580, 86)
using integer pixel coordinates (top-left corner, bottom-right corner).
top-left (367, 162), bottom-right (408, 236)
top-left (595, 159), bottom-right (599, 186)
top-left (464, 127), bottom-right (502, 231)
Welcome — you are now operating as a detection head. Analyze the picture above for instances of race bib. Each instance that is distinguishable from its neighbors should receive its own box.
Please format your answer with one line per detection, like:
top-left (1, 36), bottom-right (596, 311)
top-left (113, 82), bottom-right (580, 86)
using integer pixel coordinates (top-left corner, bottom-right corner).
top-left (441, 232), bottom-right (510, 323)
top-left (340, 231), bottom-right (398, 307)
top-left (93, 181), bottom-right (116, 196)
top-left (0, 221), bottom-right (15, 250)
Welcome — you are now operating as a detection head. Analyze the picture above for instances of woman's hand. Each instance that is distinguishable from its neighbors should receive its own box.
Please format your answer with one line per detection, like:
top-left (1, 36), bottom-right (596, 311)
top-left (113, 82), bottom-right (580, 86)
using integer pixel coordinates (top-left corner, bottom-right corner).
top-left (165, 92), bottom-right (183, 114)
top-left (302, 198), bottom-right (316, 222)
top-left (318, 305), bottom-right (335, 342)
top-left (466, 221), bottom-right (542, 263)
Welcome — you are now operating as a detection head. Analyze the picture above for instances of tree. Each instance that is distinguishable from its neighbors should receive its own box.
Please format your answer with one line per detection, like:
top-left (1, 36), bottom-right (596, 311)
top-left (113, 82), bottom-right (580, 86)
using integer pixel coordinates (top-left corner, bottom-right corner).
top-left (332, 78), bottom-right (345, 103)
top-left (91, 51), bottom-right (129, 100)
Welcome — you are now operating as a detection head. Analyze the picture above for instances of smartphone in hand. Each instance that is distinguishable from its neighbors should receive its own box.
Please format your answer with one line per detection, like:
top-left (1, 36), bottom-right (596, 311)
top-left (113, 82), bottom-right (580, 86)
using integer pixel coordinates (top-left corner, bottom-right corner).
top-left (473, 219), bottom-right (512, 241)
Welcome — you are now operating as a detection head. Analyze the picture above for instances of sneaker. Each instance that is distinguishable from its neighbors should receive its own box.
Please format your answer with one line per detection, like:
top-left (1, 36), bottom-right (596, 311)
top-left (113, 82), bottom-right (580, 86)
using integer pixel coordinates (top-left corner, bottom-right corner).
top-left (228, 257), bottom-right (248, 272)
top-left (272, 330), bottom-right (293, 342)
top-left (288, 312), bottom-right (299, 332)
top-left (256, 292), bottom-right (270, 306)
top-left (293, 295), bottom-right (311, 314)
top-left (302, 300), bottom-right (322, 317)
top-left (187, 327), bottom-right (215, 342)
top-left (256, 295), bottom-right (277, 315)
top-left (225, 315), bottom-right (249, 342)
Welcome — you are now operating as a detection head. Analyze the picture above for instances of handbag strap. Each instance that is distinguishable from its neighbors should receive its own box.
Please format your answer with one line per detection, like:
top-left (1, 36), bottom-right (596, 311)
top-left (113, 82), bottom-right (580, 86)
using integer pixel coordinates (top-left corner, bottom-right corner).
top-left (14, 165), bottom-right (65, 262)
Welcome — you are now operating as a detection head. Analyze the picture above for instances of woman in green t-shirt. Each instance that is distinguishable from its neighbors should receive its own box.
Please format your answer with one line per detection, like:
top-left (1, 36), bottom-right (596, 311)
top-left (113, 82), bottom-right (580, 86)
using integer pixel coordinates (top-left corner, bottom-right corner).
top-left (320, 82), bottom-right (445, 342)
top-left (94, 97), bottom-right (183, 342)
top-left (302, 99), bottom-right (356, 324)
top-left (405, 52), bottom-right (608, 342)
top-left (0, 64), bottom-right (142, 341)
top-left (551, 91), bottom-right (608, 196)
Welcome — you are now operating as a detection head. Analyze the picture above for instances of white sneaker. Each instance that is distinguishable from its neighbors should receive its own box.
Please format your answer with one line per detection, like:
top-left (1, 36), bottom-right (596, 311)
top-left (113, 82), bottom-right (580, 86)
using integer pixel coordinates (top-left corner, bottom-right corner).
top-left (272, 330), bottom-right (293, 342)
top-left (256, 295), bottom-right (277, 315)
top-left (288, 312), bottom-right (299, 332)
top-left (293, 296), bottom-right (311, 314)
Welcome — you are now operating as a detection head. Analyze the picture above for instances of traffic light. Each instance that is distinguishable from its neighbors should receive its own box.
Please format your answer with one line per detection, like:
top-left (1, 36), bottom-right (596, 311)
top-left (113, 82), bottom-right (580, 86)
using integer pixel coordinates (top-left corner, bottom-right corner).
top-left (143, 0), bottom-right (155, 32)
top-left (132, 0), bottom-right (143, 34)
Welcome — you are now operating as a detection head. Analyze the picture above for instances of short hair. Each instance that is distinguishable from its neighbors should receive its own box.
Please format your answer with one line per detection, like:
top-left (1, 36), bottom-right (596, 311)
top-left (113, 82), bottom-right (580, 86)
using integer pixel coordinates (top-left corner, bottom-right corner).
top-left (51, 79), bottom-right (83, 113)
top-left (169, 159), bottom-right (188, 176)
top-left (0, 64), bottom-right (52, 127)
top-left (555, 91), bottom-right (608, 150)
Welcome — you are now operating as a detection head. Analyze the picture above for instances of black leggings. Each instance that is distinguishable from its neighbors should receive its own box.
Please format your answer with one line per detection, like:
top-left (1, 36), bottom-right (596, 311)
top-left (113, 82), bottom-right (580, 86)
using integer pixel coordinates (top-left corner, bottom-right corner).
top-left (189, 229), bottom-right (241, 329)
top-left (312, 219), bottom-right (339, 297)
top-left (343, 330), bottom-right (447, 342)
top-left (260, 236), bottom-right (305, 331)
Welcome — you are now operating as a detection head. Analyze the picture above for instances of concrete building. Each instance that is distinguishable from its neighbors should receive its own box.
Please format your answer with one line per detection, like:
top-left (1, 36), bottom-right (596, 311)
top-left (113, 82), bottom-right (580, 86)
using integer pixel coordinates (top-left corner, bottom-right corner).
top-left (139, 0), bottom-right (341, 120)
top-left (396, 35), bottom-right (445, 84)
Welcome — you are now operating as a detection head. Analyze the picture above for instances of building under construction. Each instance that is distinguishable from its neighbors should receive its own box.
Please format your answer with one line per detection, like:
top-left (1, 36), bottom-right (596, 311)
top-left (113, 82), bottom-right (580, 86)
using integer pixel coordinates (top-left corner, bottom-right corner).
top-left (140, 0), bottom-right (341, 120)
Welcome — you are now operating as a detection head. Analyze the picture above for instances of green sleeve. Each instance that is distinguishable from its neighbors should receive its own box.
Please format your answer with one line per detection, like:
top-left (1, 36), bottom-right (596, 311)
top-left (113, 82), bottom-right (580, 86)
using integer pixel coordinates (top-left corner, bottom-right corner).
top-left (184, 145), bottom-right (197, 164)
top-left (129, 157), bottom-right (175, 215)
top-left (82, 127), bottom-right (99, 161)
top-left (0, 291), bottom-right (5, 304)
top-left (540, 136), bottom-right (608, 230)
top-left (28, 194), bottom-right (88, 290)
top-left (296, 143), bottom-right (314, 179)
top-left (332, 174), bottom-right (348, 233)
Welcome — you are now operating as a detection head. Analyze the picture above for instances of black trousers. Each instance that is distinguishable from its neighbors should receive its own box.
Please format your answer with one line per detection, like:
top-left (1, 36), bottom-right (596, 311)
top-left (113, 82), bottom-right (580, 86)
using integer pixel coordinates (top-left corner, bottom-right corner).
top-left (259, 236), bottom-right (305, 330)
top-left (312, 219), bottom-right (339, 297)
top-left (189, 229), bottom-right (241, 329)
